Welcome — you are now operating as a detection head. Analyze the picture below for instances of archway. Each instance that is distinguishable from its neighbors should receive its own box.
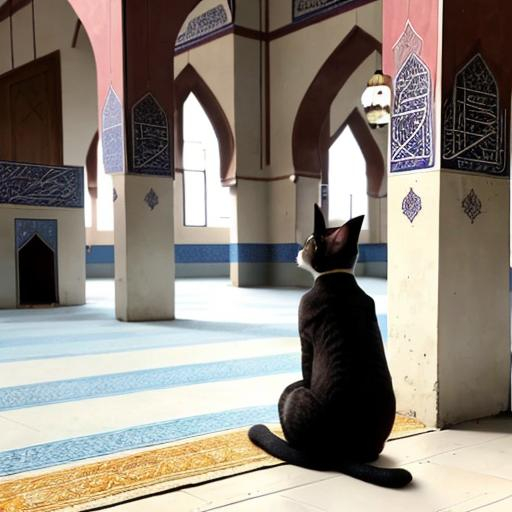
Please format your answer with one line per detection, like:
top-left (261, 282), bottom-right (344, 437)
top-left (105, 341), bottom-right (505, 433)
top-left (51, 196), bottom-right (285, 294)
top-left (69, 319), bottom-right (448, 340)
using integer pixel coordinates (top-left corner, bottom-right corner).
top-left (18, 235), bottom-right (58, 305)
top-left (174, 64), bottom-right (235, 186)
top-left (324, 107), bottom-right (386, 207)
top-left (292, 26), bottom-right (381, 178)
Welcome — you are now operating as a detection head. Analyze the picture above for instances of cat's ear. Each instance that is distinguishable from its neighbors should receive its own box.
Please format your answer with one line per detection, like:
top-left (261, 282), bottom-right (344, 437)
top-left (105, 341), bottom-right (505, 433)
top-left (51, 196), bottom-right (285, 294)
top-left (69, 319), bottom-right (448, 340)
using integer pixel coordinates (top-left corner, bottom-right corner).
top-left (326, 215), bottom-right (364, 254)
top-left (314, 204), bottom-right (326, 238)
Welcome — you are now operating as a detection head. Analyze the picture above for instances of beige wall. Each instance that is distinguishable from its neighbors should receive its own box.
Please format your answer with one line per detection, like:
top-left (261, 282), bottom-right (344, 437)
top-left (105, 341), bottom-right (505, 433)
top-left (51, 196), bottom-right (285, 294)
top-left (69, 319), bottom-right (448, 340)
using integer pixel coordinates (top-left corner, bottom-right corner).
top-left (0, 204), bottom-right (85, 307)
top-left (268, 0), bottom-right (386, 245)
top-left (174, 30), bottom-right (234, 246)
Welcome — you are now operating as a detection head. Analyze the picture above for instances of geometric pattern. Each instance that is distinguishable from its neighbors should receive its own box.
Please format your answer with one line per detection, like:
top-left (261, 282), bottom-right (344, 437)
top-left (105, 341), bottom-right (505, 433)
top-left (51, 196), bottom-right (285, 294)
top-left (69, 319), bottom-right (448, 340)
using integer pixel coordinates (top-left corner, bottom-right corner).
top-left (176, 4), bottom-right (230, 48)
top-left (0, 353), bottom-right (299, 412)
top-left (393, 20), bottom-right (423, 72)
top-left (443, 53), bottom-right (507, 176)
top-left (0, 405), bottom-right (280, 476)
top-left (15, 219), bottom-right (57, 252)
top-left (0, 161), bottom-right (84, 208)
top-left (402, 187), bottom-right (422, 223)
top-left (132, 93), bottom-right (171, 176)
top-left (102, 85), bottom-right (125, 174)
top-left (293, 0), bottom-right (354, 20)
top-left (461, 189), bottom-right (482, 224)
top-left (144, 188), bottom-right (159, 210)
top-left (391, 53), bottom-right (434, 172)
top-left (0, 417), bottom-right (424, 511)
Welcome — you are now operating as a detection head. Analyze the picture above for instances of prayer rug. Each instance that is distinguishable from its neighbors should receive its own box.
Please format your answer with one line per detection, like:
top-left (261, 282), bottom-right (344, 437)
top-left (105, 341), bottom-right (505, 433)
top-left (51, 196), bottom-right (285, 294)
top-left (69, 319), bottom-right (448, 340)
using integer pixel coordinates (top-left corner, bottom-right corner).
top-left (0, 415), bottom-right (425, 512)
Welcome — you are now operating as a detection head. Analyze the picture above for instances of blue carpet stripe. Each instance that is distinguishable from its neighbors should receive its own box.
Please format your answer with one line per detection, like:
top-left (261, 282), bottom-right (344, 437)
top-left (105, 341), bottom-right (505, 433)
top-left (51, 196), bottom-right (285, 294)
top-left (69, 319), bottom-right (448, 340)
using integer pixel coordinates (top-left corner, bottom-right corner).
top-left (0, 405), bottom-right (279, 476)
top-left (0, 315), bottom-right (387, 363)
top-left (0, 354), bottom-right (300, 411)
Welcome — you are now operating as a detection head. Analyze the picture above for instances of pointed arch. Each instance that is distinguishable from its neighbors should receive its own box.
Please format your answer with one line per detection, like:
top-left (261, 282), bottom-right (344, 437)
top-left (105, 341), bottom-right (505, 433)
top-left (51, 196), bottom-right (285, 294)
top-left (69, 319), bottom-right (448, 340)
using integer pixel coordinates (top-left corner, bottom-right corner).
top-left (174, 64), bottom-right (235, 185)
top-left (292, 25), bottom-right (381, 178)
top-left (325, 108), bottom-right (385, 198)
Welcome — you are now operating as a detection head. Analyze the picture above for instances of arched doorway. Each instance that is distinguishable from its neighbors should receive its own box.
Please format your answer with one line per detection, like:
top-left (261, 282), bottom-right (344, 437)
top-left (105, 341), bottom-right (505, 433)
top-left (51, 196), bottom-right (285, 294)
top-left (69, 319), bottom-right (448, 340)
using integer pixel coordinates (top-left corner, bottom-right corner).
top-left (18, 235), bottom-right (58, 305)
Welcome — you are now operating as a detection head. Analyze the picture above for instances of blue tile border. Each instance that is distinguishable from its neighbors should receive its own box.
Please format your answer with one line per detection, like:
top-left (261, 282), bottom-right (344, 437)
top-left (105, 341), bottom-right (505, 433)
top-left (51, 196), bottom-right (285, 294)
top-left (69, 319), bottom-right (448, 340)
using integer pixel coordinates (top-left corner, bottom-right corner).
top-left (358, 243), bottom-right (387, 263)
top-left (86, 243), bottom-right (387, 265)
top-left (86, 245), bottom-right (114, 264)
top-left (229, 243), bottom-right (301, 264)
top-left (176, 244), bottom-right (229, 263)
top-left (0, 353), bottom-right (299, 412)
top-left (0, 405), bottom-right (279, 476)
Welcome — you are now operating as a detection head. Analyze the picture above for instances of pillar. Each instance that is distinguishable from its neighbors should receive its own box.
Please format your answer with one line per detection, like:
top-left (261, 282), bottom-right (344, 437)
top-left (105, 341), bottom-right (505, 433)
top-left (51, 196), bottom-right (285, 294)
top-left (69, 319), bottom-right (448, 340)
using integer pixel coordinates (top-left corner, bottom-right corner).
top-left (70, 0), bottom-right (201, 320)
top-left (229, 0), bottom-right (269, 287)
top-left (384, 0), bottom-right (511, 426)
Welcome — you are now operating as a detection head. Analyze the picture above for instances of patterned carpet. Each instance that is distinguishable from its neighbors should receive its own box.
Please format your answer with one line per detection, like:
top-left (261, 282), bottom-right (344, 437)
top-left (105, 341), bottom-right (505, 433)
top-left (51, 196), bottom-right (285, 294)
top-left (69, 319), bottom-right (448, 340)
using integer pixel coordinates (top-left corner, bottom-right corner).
top-left (0, 416), bottom-right (426, 512)
top-left (0, 278), bottom-right (396, 510)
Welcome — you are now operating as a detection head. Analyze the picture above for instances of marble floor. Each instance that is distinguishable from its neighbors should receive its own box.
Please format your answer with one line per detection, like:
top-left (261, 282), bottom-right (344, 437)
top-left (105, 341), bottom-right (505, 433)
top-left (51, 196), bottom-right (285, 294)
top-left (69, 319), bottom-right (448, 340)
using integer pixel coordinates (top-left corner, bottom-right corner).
top-left (2, 278), bottom-right (511, 511)
top-left (110, 414), bottom-right (512, 512)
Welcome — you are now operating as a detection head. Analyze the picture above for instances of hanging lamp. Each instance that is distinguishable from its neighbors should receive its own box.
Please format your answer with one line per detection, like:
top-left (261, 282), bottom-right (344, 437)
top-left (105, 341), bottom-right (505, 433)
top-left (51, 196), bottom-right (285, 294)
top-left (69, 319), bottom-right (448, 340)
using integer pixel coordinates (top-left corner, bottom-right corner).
top-left (361, 70), bottom-right (392, 129)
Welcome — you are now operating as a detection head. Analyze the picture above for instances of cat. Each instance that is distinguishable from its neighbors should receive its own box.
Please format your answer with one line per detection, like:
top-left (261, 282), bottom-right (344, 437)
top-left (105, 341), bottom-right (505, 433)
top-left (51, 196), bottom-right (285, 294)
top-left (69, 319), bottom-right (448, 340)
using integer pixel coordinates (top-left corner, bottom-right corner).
top-left (248, 204), bottom-right (412, 488)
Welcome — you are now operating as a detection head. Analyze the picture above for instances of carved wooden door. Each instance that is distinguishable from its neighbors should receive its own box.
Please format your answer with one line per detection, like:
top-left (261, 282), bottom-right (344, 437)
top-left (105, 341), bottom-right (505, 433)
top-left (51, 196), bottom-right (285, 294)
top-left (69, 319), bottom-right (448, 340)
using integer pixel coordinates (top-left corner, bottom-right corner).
top-left (0, 51), bottom-right (63, 165)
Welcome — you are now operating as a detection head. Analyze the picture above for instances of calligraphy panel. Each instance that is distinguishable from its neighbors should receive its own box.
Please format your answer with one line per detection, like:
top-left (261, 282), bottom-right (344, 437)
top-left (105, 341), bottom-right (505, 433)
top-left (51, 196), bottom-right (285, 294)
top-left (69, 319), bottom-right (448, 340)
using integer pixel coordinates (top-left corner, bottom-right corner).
top-left (442, 54), bottom-right (507, 176)
top-left (102, 86), bottom-right (125, 174)
top-left (0, 162), bottom-right (84, 208)
top-left (132, 93), bottom-right (171, 176)
top-left (391, 53), bottom-right (434, 172)
top-left (176, 4), bottom-right (230, 49)
top-left (293, 0), bottom-right (356, 20)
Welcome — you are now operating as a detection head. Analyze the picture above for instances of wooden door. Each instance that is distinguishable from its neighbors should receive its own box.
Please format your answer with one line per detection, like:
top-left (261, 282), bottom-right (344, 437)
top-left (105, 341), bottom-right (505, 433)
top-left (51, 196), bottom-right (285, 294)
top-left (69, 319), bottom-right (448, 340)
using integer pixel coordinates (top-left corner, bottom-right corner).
top-left (0, 51), bottom-right (63, 165)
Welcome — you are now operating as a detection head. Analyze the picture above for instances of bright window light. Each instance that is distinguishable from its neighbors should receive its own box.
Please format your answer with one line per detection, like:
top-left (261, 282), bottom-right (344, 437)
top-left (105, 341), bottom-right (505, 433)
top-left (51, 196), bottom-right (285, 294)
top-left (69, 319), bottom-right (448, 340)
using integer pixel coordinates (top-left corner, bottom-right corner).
top-left (328, 126), bottom-right (368, 229)
top-left (182, 93), bottom-right (230, 227)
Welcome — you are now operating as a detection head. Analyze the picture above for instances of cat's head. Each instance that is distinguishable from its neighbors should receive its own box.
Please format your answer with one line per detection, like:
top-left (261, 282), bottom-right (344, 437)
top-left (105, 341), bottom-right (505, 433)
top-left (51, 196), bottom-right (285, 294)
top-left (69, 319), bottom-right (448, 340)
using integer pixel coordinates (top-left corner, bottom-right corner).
top-left (297, 204), bottom-right (364, 276)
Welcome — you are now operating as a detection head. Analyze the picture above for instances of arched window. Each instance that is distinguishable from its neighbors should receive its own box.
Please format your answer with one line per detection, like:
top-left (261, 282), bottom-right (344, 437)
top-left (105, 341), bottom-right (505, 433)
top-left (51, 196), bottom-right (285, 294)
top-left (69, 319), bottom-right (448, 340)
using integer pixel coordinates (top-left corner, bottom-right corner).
top-left (182, 92), bottom-right (230, 227)
top-left (328, 126), bottom-right (368, 229)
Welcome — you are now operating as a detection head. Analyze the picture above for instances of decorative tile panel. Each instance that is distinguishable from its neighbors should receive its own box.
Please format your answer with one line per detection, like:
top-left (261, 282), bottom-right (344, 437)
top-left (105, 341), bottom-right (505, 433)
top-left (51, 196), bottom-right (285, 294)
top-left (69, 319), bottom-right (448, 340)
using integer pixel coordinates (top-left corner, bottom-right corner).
top-left (15, 219), bottom-right (57, 252)
top-left (102, 86), bottom-right (125, 174)
top-left (0, 161), bottom-right (84, 208)
top-left (293, 0), bottom-right (356, 20)
top-left (176, 5), bottom-right (230, 48)
top-left (402, 188), bottom-right (422, 223)
top-left (393, 20), bottom-right (423, 71)
top-left (391, 53), bottom-right (434, 172)
top-left (144, 188), bottom-right (159, 210)
top-left (442, 54), bottom-right (507, 176)
top-left (462, 189), bottom-right (482, 223)
top-left (132, 93), bottom-right (171, 176)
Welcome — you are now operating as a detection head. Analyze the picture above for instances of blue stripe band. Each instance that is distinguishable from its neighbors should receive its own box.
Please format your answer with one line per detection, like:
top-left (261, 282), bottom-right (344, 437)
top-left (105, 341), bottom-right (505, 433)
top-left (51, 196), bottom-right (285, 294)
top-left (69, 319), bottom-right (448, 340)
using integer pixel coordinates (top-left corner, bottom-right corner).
top-left (86, 243), bottom-right (388, 265)
top-left (0, 405), bottom-right (279, 476)
top-left (0, 354), bottom-right (300, 411)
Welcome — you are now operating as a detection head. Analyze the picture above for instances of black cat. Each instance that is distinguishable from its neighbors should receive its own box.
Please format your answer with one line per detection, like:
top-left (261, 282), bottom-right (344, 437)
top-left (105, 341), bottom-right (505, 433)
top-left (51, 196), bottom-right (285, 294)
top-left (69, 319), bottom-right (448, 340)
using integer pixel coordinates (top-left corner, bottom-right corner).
top-left (248, 204), bottom-right (412, 488)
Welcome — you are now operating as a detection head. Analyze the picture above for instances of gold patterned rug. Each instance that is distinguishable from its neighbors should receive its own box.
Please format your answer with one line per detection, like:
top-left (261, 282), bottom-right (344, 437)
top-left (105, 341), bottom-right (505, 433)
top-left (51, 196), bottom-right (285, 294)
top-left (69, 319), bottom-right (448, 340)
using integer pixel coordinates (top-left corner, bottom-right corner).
top-left (0, 416), bottom-right (426, 512)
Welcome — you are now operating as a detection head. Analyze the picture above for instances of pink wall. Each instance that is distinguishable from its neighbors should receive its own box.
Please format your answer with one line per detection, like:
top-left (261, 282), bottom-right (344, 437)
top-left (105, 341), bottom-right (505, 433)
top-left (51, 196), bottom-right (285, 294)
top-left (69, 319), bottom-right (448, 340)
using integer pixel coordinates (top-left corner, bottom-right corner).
top-left (382, 0), bottom-right (438, 86)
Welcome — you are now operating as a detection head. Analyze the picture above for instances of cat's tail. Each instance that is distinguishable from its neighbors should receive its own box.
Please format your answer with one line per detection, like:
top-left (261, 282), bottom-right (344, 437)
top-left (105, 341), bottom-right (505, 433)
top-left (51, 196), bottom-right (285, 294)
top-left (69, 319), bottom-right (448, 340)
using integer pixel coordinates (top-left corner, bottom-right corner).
top-left (248, 424), bottom-right (412, 489)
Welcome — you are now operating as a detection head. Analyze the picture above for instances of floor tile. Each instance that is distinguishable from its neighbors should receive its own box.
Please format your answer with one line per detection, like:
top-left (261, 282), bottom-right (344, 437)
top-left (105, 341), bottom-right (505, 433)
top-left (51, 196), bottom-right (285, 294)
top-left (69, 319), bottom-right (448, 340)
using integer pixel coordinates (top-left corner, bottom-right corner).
top-left (378, 428), bottom-right (509, 467)
top-left (201, 494), bottom-right (324, 512)
top-left (107, 490), bottom-right (207, 511)
top-left (187, 464), bottom-right (335, 508)
top-left (429, 434), bottom-right (512, 481)
top-left (280, 460), bottom-right (512, 512)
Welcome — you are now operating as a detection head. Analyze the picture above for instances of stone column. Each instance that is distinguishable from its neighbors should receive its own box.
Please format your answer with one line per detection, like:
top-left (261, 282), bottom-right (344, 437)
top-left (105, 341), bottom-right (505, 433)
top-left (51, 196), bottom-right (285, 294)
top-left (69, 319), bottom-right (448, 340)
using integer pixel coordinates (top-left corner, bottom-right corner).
top-left (229, 0), bottom-right (269, 287)
top-left (384, 0), bottom-right (510, 427)
top-left (71, 0), bottom-right (201, 320)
